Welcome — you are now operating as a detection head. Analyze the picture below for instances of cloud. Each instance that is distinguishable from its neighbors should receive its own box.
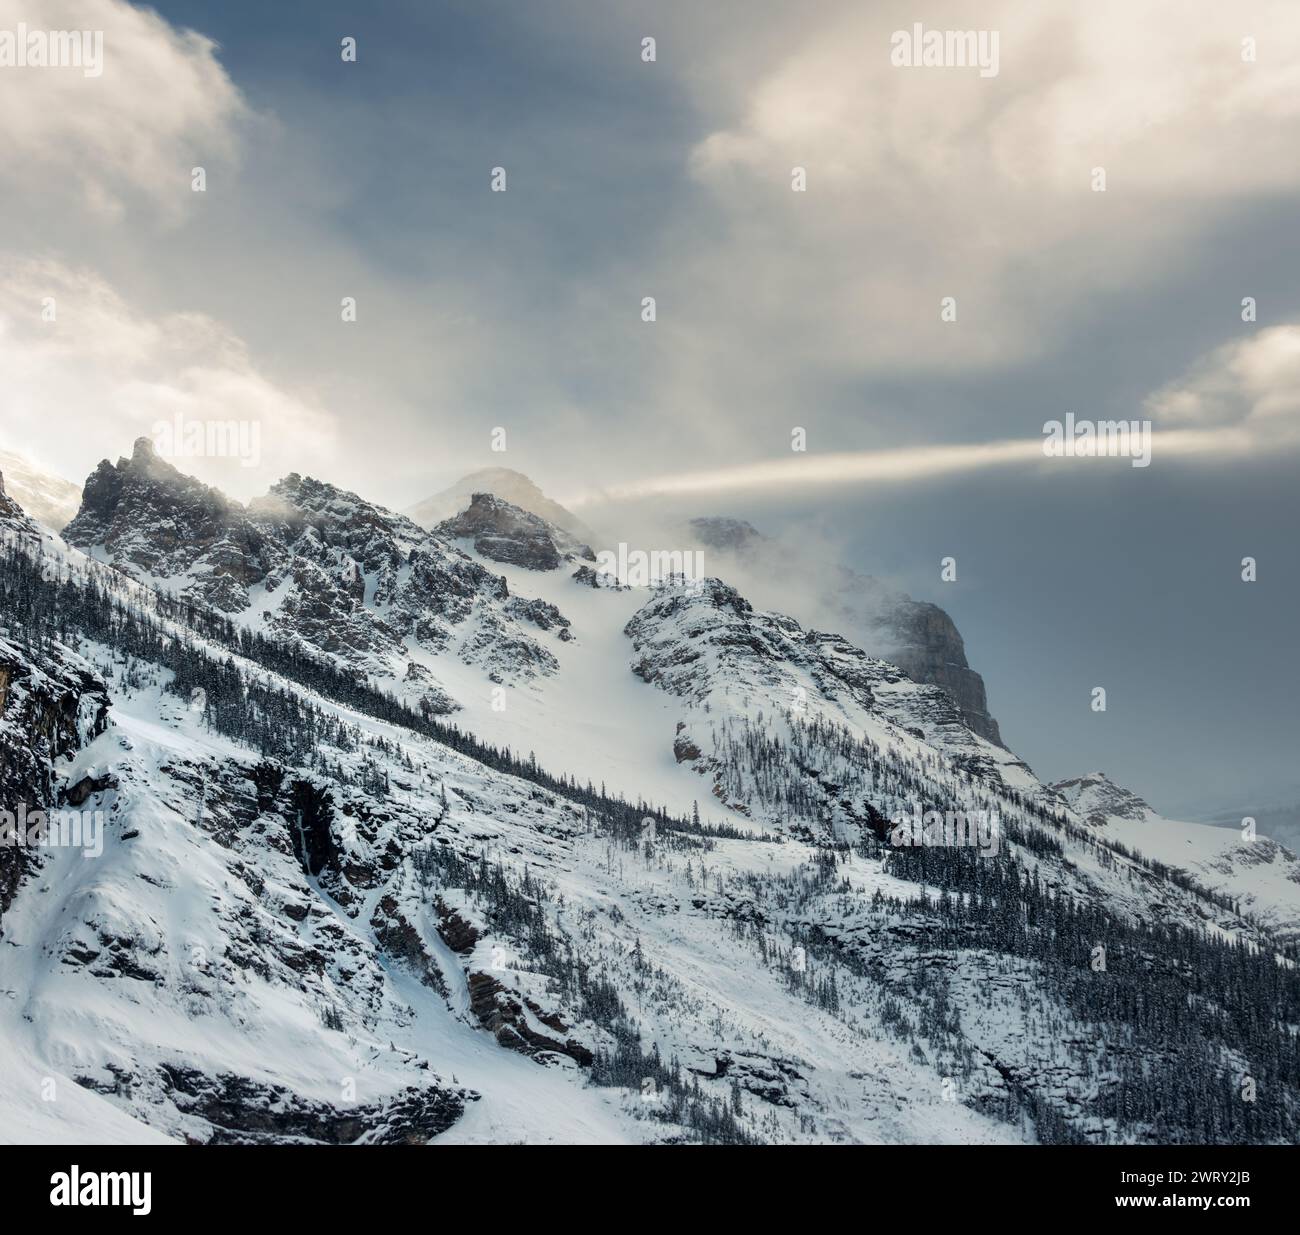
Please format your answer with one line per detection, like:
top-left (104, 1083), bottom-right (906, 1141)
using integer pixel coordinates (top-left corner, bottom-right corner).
top-left (676, 0), bottom-right (1300, 376)
top-left (0, 0), bottom-right (248, 220)
top-left (564, 429), bottom-right (1265, 508)
top-left (0, 257), bottom-right (340, 497)
top-left (570, 320), bottom-right (1300, 507)
top-left (1145, 325), bottom-right (1300, 429)
top-left (565, 439), bottom-right (1043, 507)
top-left (3, 0), bottom-right (1297, 510)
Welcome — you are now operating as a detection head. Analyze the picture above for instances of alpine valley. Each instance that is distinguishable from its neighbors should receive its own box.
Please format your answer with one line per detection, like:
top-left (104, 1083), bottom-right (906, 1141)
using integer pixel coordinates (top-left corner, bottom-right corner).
top-left (0, 441), bottom-right (1297, 1145)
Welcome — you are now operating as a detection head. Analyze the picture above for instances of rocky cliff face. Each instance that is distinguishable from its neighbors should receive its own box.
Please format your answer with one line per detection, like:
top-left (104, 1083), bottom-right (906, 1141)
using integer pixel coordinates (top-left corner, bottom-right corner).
top-left (686, 516), bottom-right (1004, 746)
top-left (406, 467), bottom-right (594, 540)
top-left (61, 443), bottom-right (573, 701)
top-left (1050, 771), bottom-right (1155, 825)
top-left (436, 492), bottom-right (593, 571)
top-left (0, 635), bottom-right (111, 928)
top-left (882, 599), bottom-right (1002, 746)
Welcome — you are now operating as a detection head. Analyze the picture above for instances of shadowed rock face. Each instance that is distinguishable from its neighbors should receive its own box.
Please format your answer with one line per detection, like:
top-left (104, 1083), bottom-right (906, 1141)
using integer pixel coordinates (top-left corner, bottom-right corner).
top-left (64, 438), bottom-right (270, 610)
top-left (151, 1066), bottom-right (472, 1145)
top-left (0, 638), bottom-right (110, 929)
top-left (884, 600), bottom-right (1002, 746)
top-left (60, 444), bottom-right (570, 696)
top-left (686, 516), bottom-right (1004, 746)
top-left (436, 492), bottom-right (593, 571)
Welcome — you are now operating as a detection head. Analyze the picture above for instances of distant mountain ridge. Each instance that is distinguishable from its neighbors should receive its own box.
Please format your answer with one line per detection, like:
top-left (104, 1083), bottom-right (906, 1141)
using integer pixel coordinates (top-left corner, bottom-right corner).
top-left (1050, 771), bottom-right (1300, 943)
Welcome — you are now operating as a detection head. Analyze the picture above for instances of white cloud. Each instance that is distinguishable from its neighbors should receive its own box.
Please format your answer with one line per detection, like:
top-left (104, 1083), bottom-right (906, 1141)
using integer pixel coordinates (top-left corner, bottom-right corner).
top-left (565, 439), bottom-right (1042, 507)
top-left (679, 0), bottom-right (1300, 375)
top-left (0, 257), bottom-right (340, 498)
top-left (0, 0), bottom-right (247, 219)
top-left (570, 320), bottom-right (1300, 506)
top-left (564, 424), bottom-right (1270, 507)
top-left (1146, 325), bottom-right (1300, 431)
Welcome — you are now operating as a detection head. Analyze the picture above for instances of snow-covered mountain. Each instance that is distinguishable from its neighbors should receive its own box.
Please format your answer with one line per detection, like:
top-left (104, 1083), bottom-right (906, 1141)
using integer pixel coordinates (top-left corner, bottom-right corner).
top-left (405, 467), bottom-right (594, 542)
top-left (684, 516), bottom-right (1004, 745)
top-left (62, 440), bottom-right (585, 709)
top-left (1, 451), bottom-right (1297, 1145)
top-left (1051, 772), bottom-right (1300, 944)
top-left (436, 491), bottom-right (594, 570)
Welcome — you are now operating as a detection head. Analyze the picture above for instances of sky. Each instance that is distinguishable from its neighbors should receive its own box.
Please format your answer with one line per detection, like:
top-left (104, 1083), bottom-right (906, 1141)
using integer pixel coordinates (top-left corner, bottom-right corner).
top-left (0, 0), bottom-right (1297, 814)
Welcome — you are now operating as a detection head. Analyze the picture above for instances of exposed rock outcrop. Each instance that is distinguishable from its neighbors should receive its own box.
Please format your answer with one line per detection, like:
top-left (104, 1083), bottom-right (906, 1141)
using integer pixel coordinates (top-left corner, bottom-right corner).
top-left (1050, 771), bottom-right (1154, 826)
top-left (436, 492), bottom-right (593, 571)
top-left (686, 516), bottom-right (1004, 745)
top-left (0, 636), bottom-right (111, 928)
top-left (153, 1065), bottom-right (471, 1145)
top-left (406, 466), bottom-right (594, 541)
top-left (61, 442), bottom-right (569, 692)
top-left (884, 599), bottom-right (1002, 746)
top-left (465, 972), bottom-right (594, 1067)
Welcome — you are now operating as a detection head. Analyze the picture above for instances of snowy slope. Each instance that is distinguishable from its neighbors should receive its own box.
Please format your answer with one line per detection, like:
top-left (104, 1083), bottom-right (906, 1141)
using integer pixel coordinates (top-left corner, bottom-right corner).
top-left (0, 608), bottom-right (1016, 1144)
top-left (2, 463), bottom-right (1297, 1145)
top-left (1053, 772), bottom-right (1300, 943)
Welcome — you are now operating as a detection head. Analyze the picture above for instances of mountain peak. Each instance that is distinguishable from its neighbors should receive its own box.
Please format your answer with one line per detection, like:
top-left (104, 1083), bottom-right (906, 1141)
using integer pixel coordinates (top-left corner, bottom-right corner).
top-left (63, 441), bottom-right (249, 604)
top-left (435, 491), bottom-right (592, 570)
top-left (406, 468), bottom-right (592, 541)
top-left (1050, 771), bottom-right (1154, 825)
top-left (682, 512), bottom-right (1003, 746)
top-left (687, 516), bottom-right (764, 554)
